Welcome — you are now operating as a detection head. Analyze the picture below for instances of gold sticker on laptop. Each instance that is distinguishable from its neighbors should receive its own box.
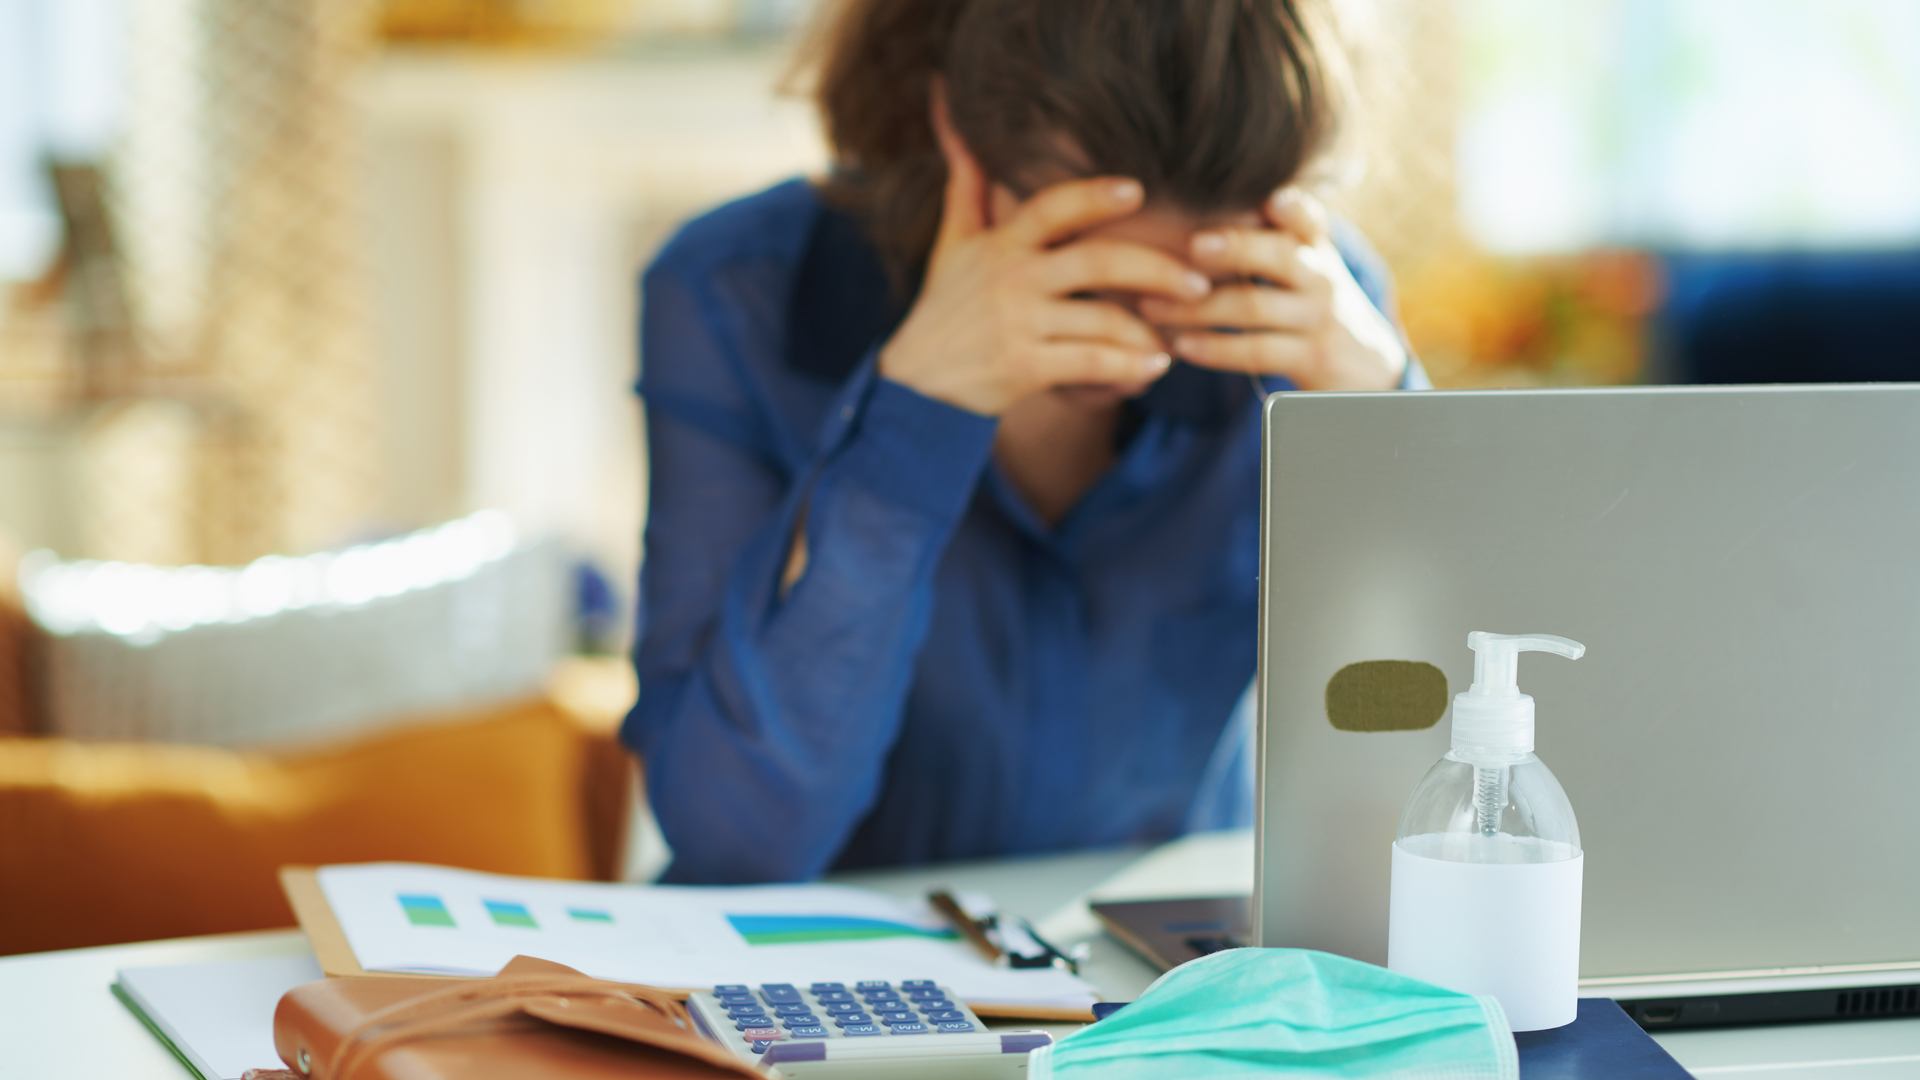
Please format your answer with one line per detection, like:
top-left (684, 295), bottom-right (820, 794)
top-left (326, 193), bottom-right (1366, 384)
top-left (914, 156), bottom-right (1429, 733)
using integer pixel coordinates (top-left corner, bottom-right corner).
top-left (1325, 660), bottom-right (1448, 732)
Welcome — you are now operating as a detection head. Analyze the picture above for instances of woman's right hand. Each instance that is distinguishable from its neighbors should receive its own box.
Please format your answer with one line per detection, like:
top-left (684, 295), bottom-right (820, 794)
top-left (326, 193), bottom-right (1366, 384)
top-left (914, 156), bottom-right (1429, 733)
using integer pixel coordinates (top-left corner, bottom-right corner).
top-left (878, 102), bottom-right (1212, 417)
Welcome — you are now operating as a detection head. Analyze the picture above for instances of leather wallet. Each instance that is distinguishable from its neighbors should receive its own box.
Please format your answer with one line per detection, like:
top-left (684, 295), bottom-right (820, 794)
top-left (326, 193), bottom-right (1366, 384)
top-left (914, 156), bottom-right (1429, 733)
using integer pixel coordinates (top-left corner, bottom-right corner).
top-left (272, 955), bottom-right (762, 1079)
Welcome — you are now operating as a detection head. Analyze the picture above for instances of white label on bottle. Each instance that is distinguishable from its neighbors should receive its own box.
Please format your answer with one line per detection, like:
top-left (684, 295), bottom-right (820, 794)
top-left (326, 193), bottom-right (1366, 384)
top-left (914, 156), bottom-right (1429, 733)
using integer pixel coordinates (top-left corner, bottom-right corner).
top-left (1388, 838), bottom-right (1583, 1032)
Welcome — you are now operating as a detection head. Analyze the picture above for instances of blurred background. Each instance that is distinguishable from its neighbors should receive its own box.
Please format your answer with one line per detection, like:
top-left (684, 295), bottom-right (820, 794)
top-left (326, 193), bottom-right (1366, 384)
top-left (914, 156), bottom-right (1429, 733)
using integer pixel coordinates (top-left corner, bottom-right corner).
top-left (1, 0), bottom-right (1917, 951)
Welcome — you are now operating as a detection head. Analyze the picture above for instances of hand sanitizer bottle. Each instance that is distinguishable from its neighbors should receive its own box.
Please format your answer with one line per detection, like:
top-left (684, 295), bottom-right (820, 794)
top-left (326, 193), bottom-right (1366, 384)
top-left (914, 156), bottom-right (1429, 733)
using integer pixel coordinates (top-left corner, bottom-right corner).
top-left (1387, 631), bottom-right (1586, 1031)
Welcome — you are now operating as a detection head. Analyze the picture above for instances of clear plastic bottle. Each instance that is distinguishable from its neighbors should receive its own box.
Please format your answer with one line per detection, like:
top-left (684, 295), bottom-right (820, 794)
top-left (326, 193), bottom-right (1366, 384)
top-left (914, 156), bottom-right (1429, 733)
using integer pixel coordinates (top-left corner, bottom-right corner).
top-left (1387, 632), bottom-right (1586, 1032)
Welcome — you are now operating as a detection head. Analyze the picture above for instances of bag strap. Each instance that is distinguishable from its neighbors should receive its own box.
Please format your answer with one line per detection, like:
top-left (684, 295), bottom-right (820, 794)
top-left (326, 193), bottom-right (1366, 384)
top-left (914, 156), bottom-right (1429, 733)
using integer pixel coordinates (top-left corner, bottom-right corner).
top-left (326, 975), bottom-right (688, 1079)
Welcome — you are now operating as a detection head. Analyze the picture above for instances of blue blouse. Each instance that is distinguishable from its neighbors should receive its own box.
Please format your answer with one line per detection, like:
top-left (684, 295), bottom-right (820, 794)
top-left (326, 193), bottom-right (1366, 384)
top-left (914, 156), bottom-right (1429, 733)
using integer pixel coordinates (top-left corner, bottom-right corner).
top-left (623, 179), bottom-right (1425, 884)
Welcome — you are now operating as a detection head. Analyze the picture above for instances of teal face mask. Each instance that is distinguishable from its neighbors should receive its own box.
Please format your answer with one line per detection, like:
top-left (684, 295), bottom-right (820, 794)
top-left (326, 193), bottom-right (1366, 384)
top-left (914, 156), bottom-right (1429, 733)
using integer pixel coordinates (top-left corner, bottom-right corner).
top-left (1029, 948), bottom-right (1517, 1080)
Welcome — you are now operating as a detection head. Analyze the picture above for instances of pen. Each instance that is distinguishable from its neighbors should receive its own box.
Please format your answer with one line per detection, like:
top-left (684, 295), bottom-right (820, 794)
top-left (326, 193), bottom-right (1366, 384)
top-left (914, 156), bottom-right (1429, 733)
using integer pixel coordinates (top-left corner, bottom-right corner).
top-left (1014, 916), bottom-right (1081, 976)
top-left (927, 889), bottom-right (1003, 964)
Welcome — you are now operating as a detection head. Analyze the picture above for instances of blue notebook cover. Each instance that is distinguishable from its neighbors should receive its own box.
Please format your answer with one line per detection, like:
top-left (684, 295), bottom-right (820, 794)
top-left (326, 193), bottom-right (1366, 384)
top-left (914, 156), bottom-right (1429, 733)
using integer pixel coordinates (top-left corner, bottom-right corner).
top-left (1516, 998), bottom-right (1691, 1078)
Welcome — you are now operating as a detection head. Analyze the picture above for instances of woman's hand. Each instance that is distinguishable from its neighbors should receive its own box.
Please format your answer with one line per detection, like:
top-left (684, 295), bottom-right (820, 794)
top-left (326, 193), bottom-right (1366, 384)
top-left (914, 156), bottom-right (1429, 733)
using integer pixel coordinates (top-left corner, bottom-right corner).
top-left (878, 99), bottom-right (1210, 417)
top-left (1138, 188), bottom-right (1408, 392)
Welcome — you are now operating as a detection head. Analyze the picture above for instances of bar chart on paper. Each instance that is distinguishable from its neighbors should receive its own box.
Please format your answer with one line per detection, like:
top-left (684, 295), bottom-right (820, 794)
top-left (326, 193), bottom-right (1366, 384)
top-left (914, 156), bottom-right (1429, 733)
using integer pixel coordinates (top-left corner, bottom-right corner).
top-left (726, 914), bottom-right (960, 946)
top-left (315, 863), bottom-right (1096, 1009)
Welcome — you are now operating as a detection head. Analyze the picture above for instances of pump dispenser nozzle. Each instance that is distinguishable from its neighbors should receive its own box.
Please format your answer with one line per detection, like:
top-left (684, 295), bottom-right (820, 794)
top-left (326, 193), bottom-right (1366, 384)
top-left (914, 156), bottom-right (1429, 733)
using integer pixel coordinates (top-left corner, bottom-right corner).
top-left (1451, 632), bottom-right (1584, 839)
top-left (1451, 632), bottom-right (1585, 756)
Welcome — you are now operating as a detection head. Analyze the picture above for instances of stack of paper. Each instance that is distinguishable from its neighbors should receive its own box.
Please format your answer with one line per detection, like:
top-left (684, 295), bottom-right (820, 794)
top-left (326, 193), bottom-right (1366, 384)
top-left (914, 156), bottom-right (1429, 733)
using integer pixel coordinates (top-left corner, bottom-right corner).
top-left (317, 863), bottom-right (1097, 1010)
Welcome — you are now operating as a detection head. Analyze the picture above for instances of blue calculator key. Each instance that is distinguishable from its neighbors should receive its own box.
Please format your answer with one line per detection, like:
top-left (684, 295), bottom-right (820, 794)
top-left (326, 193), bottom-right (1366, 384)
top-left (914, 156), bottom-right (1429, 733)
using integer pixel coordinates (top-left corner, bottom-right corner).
top-left (810, 982), bottom-right (846, 991)
top-left (728, 1008), bottom-right (769, 1020)
top-left (923, 1009), bottom-right (967, 1022)
top-left (737, 1018), bottom-right (780, 1031)
top-left (760, 984), bottom-right (803, 1004)
top-left (815, 990), bottom-right (854, 1003)
top-left (840, 1025), bottom-right (883, 1036)
top-left (750, 1040), bottom-right (778, 1054)
top-left (900, 980), bottom-right (938, 989)
top-left (714, 984), bottom-right (750, 994)
top-left (855, 981), bottom-right (892, 991)
top-left (823, 1001), bottom-right (865, 1015)
top-left (718, 994), bottom-right (757, 1005)
top-left (910, 997), bottom-right (953, 1009)
top-left (887, 1021), bottom-right (930, 1034)
top-left (937, 1021), bottom-right (976, 1033)
top-left (873, 1010), bottom-right (916, 1022)
top-left (788, 1025), bottom-right (829, 1038)
top-left (775, 1003), bottom-right (814, 1016)
top-left (862, 992), bottom-right (901, 1005)
top-left (833, 1013), bottom-right (874, 1027)
top-left (780, 1015), bottom-right (821, 1028)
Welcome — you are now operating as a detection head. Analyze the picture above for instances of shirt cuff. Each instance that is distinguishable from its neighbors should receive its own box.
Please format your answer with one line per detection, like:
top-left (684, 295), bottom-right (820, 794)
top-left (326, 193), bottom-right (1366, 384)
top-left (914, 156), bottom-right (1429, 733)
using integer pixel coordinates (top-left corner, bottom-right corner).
top-left (832, 376), bottom-right (999, 521)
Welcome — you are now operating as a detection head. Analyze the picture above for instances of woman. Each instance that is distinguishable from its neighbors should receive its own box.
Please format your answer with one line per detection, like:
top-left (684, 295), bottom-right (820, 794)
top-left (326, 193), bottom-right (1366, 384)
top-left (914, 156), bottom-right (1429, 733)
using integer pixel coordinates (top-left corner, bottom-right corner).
top-left (624, 0), bottom-right (1426, 884)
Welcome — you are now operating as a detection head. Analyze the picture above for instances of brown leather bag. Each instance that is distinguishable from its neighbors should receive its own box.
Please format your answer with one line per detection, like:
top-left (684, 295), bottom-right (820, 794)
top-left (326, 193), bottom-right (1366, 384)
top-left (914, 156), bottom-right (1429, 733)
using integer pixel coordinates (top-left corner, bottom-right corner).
top-left (271, 956), bottom-right (762, 1080)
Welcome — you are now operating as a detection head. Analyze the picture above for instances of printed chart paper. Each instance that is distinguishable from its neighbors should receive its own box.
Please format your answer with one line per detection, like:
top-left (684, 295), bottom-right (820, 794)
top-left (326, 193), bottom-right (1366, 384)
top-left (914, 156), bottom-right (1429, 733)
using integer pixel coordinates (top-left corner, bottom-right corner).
top-left (317, 863), bottom-right (1097, 1008)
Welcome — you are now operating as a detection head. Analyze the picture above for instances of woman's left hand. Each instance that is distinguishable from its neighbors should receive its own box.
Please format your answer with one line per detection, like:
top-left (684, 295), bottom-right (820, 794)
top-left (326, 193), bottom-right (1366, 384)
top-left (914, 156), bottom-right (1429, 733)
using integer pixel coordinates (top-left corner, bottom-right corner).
top-left (1136, 188), bottom-right (1408, 392)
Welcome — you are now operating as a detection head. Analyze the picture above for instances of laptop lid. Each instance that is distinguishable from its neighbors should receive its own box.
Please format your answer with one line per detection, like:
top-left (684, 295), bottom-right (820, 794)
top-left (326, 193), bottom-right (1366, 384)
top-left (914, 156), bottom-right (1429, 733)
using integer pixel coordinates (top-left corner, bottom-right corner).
top-left (1253, 384), bottom-right (1920, 1000)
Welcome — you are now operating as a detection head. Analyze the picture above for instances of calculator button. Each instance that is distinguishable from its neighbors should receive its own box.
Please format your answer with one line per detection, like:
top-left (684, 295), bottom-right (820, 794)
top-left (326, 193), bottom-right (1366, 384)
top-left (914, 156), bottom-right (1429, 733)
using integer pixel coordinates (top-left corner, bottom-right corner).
top-left (760, 984), bottom-right (803, 1004)
top-left (810, 982), bottom-right (846, 992)
top-left (773, 1003), bottom-right (814, 1016)
top-left (780, 1015), bottom-right (821, 1029)
top-left (873, 1009), bottom-right (916, 1022)
top-left (840, 1024), bottom-right (882, 1036)
top-left (823, 1001), bottom-right (865, 1015)
top-left (855, 981), bottom-right (893, 991)
top-left (714, 984), bottom-right (751, 994)
top-left (862, 992), bottom-right (902, 1005)
top-left (814, 990), bottom-right (854, 1003)
top-left (737, 1018), bottom-right (780, 1031)
top-left (728, 1009), bottom-right (770, 1021)
top-left (741, 1028), bottom-right (782, 1041)
top-left (886, 1020), bottom-right (930, 1034)
top-left (910, 997), bottom-right (953, 1010)
top-left (937, 1021), bottom-right (976, 1033)
top-left (923, 1009), bottom-right (967, 1022)
top-left (788, 1025), bottom-right (829, 1038)
top-left (833, 1014), bottom-right (873, 1028)
top-left (900, 980), bottom-right (937, 990)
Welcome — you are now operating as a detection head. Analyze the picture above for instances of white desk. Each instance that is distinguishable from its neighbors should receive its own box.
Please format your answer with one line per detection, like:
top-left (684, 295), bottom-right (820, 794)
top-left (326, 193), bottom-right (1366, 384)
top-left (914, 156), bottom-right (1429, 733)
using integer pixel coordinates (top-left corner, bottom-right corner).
top-left (3, 832), bottom-right (1916, 1078)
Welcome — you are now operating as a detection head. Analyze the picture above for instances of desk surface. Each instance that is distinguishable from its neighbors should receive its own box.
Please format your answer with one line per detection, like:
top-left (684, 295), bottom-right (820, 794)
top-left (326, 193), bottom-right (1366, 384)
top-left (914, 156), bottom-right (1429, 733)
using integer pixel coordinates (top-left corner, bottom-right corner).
top-left (3, 831), bottom-right (1915, 1078)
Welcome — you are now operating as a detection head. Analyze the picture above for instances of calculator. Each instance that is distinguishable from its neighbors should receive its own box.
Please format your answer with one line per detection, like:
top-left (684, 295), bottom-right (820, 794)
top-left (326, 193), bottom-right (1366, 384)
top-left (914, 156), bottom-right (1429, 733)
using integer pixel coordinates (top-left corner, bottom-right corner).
top-left (685, 980), bottom-right (1052, 1078)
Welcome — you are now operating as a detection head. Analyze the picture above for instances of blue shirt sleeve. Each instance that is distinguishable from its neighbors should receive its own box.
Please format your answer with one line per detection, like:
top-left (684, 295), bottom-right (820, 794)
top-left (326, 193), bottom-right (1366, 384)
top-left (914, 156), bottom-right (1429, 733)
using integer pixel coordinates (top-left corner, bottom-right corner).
top-left (627, 253), bottom-right (998, 885)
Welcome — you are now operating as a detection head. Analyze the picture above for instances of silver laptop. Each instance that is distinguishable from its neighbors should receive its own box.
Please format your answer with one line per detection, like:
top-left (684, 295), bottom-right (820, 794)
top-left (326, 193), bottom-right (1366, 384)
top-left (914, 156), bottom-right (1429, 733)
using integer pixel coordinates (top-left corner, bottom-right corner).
top-left (1250, 384), bottom-right (1920, 1030)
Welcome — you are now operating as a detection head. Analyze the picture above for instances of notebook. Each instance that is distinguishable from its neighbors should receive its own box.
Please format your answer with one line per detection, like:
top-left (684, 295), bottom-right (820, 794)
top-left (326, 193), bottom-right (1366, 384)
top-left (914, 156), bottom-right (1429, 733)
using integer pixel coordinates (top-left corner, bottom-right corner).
top-left (114, 954), bottom-right (323, 1080)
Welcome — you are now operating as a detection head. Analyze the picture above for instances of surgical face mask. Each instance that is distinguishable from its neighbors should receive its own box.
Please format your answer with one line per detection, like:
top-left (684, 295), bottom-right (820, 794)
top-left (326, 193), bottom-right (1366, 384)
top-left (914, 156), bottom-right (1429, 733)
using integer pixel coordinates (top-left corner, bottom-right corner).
top-left (1028, 947), bottom-right (1517, 1080)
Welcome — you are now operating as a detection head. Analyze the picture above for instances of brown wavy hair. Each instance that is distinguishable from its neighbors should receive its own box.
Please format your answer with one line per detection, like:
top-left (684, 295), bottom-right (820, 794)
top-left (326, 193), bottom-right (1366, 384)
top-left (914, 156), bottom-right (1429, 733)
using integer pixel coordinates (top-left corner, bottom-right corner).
top-left (805, 0), bottom-right (1350, 292)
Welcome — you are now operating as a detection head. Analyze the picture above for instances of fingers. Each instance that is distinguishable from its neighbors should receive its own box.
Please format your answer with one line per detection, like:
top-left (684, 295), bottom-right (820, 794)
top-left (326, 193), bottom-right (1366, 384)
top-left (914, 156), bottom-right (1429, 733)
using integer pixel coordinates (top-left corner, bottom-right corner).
top-left (1137, 283), bottom-right (1325, 335)
top-left (1028, 240), bottom-right (1212, 302)
top-left (1002, 176), bottom-right (1145, 249)
top-left (1039, 298), bottom-right (1169, 355)
top-left (1266, 186), bottom-right (1331, 245)
top-left (1033, 341), bottom-right (1173, 387)
top-left (929, 78), bottom-right (987, 244)
top-left (1169, 328), bottom-right (1315, 376)
top-left (1187, 227), bottom-right (1323, 292)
